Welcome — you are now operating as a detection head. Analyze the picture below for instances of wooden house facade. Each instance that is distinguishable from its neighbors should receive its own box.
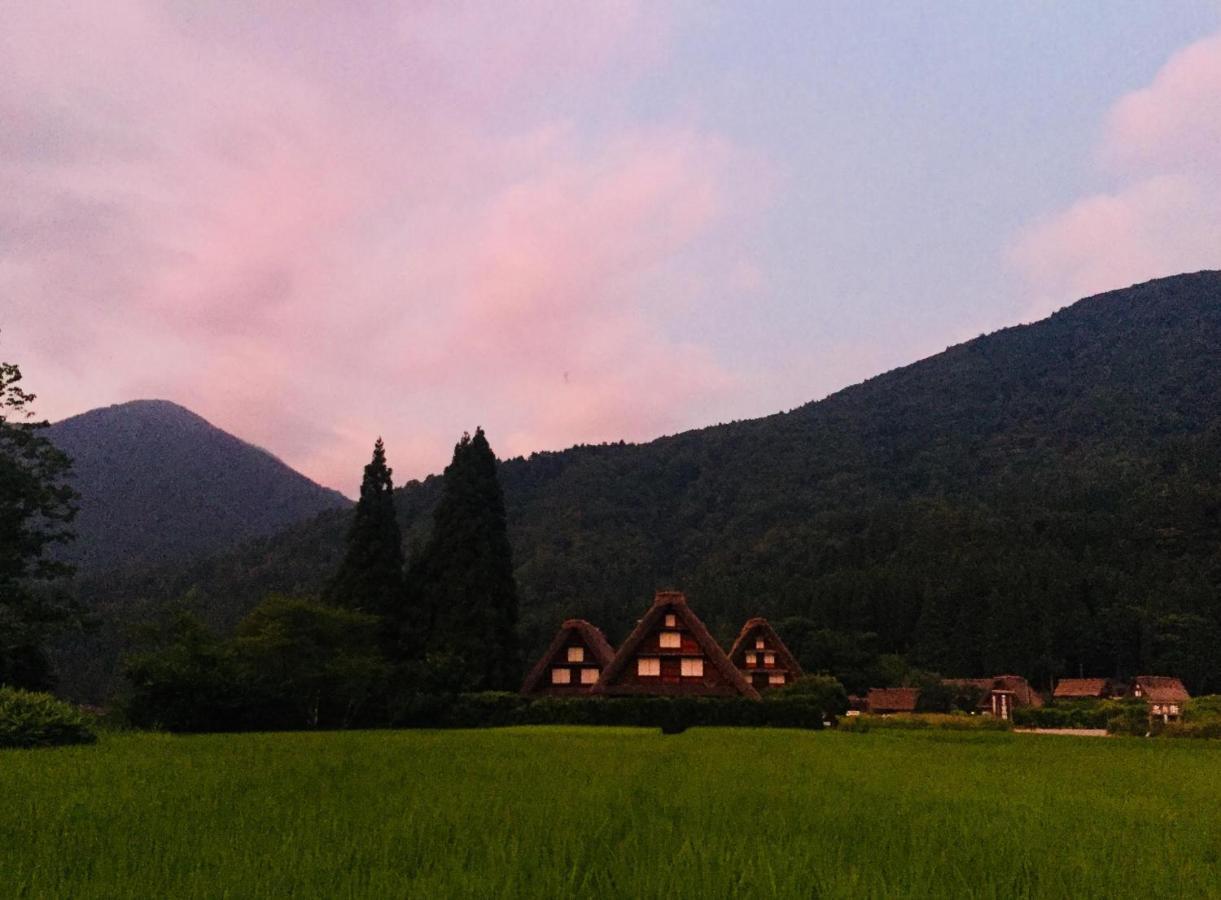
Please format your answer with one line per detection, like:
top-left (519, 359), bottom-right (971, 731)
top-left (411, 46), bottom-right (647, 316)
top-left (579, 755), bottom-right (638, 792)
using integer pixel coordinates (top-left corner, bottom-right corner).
top-left (595, 591), bottom-right (760, 699)
top-left (1131, 676), bottom-right (1190, 723)
top-left (727, 617), bottom-right (804, 690)
top-left (520, 619), bottom-right (616, 696)
top-left (945, 675), bottom-right (1044, 720)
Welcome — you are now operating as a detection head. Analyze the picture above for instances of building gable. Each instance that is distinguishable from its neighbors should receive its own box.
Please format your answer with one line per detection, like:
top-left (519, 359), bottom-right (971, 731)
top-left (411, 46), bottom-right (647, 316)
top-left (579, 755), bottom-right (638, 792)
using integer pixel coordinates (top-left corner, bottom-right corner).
top-left (595, 591), bottom-right (760, 699)
top-left (727, 618), bottom-right (804, 690)
top-left (520, 619), bottom-right (616, 696)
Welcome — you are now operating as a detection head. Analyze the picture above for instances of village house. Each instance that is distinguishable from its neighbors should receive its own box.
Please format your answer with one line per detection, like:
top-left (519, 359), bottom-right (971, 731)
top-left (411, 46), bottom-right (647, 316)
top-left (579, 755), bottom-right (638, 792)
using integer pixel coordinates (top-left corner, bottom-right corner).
top-left (594, 591), bottom-right (760, 699)
top-left (1052, 678), bottom-right (1117, 701)
top-left (520, 619), bottom-right (616, 696)
top-left (727, 617), bottom-right (804, 690)
top-left (1131, 675), bottom-right (1190, 723)
top-left (866, 687), bottom-right (920, 715)
top-left (945, 675), bottom-right (1044, 720)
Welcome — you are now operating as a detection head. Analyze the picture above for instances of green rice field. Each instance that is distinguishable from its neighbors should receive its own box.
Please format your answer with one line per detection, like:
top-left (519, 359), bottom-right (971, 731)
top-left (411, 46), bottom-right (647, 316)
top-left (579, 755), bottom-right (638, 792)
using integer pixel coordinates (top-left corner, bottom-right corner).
top-left (3, 727), bottom-right (1219, 898)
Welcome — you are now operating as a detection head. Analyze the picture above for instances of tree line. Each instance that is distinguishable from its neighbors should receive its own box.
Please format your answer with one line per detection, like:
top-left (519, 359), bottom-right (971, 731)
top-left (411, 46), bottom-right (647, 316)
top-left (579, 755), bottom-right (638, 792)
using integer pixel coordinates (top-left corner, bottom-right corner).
top-left (121, 431), bottom-right (521, 730)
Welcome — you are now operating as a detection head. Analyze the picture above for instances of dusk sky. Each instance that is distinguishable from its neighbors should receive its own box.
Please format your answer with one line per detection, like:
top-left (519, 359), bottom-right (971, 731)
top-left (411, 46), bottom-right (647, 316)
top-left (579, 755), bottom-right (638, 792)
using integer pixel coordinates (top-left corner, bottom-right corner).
top-left (4, 1), bottom-right (1221, 495)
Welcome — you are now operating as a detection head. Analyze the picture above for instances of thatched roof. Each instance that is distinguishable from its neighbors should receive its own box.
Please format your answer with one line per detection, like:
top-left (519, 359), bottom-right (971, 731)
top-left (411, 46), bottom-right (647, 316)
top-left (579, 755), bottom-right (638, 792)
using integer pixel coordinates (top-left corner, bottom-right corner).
top-left (990, 674), bottom-right (1044, 708)
top-left (1053, 678), bottom-right (1110, 698)
top-left (866, 687), bottom-right (920, 713)
top-left (595, 591), bottom-right (761, 699)
top-left (520, 618), bottom-right (616, 695)
top-left (727, 617), bottom-right (804, 679)
top-left (1132, 676), bottom-right (1190, 704)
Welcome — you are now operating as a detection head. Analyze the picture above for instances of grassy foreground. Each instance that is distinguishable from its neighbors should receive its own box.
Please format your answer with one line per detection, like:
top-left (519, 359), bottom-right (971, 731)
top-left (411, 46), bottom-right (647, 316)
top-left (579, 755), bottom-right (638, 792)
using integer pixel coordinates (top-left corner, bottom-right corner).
top-left (3, 728), bottom-right (1219, 899)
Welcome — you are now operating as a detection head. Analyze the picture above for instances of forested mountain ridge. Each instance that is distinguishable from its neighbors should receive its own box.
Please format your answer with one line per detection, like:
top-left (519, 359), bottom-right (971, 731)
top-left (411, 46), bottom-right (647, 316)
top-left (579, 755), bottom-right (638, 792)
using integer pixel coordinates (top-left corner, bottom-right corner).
top-left (68, 272), bottom-right (1221, 700)
top-left (48, 400), bottom-right (350, 571)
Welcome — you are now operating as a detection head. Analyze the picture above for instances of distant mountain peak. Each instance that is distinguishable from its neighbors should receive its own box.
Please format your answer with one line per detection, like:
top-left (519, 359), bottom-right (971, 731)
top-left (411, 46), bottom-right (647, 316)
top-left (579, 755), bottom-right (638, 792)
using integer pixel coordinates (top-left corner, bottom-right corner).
top-left (48, 400), bottom-right (351, 571)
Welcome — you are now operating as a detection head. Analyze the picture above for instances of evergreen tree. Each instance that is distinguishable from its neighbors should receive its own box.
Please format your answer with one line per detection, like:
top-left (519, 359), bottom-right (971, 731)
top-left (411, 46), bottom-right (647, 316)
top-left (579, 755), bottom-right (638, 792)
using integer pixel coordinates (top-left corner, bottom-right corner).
top-left (414, 428), bottom-right (519, 690)
top-left (323, 438), bottom-right (405, 621)
top-left (0, 354), bottom-right (79, 689)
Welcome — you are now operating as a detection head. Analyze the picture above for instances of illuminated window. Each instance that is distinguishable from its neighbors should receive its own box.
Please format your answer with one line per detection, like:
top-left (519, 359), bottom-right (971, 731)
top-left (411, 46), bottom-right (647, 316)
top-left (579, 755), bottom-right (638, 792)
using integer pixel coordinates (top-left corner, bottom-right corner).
top-left (567, 646), bottom-right (584, 663)
top-left (745, 652), bottom-right (757, 666)
top-left (769, 673), bottom-right (785, 685)
top-left (664, 614), bottom-right (677, 627)
top-left (755, 638), bottom-right (765, 650)
top-left (580, 668), bottom-right (599, 685)
top-left (637, 658), bottom-right (661, 677)
top-left (1170, 704), bottom-right (1180, 715)
top-left (659, 632), bottom-right (681, 649)
top-left (551, 668), bottom-right (571, 684)
top-left (763, 652), bottom-right (776, 666)
top-left (681, 658), bottom-right (704, 677)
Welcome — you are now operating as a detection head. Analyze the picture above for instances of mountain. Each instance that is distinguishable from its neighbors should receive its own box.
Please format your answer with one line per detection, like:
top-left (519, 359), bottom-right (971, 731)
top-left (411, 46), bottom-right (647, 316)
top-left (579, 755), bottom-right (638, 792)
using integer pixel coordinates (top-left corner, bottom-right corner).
top-left (64, 272), bottom-right (1221, 701)
top-left (48, 400), bottom-right (350, 571)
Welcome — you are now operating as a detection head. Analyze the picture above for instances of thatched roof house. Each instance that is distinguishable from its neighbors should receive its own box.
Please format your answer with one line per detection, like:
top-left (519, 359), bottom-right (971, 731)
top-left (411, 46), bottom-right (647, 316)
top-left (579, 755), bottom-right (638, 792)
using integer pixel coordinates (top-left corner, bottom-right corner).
top-left (520, 619), bottom-right (616, 696)
top-left (595, 591), bottom-right (760, 699)
top-left (1052, 678), bottom-right (1113, 700)
top-left (945, 675), bottom-right (1043, 719)
top-left (866, 687), bottom-right (920, 714)
top-left (727, 617), bottom-right (804, 690)
top-left (1132, 676), bottom-right (1190, 722)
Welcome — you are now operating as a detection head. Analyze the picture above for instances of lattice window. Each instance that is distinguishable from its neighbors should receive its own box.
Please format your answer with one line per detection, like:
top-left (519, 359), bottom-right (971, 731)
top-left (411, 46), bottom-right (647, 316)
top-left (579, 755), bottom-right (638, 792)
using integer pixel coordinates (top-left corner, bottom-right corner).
top-left (659, 632), bottom-right (681, 649)
top-left (637, 658), bottom-right (661, 677)
top-left (681, 658), bottom-right (704, 677)
top-left (567, 646), bottom-right (584, 663)
top-left (551, 668), bottom-right (571, 684)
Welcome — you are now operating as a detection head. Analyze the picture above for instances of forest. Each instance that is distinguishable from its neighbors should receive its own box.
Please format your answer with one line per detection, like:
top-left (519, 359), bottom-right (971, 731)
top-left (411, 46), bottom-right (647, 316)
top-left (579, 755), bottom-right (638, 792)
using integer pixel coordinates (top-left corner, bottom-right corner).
top-left (59, 271), bottom-right (1221, 700)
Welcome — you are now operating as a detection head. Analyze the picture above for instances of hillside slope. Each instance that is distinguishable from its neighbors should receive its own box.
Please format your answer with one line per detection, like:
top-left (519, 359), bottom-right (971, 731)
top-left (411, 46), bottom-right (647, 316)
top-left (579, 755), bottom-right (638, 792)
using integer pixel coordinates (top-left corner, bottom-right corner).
top-left (49, 400), bottom-right (350, 571)
top-left (69, 273), bottom-right (1221, 700)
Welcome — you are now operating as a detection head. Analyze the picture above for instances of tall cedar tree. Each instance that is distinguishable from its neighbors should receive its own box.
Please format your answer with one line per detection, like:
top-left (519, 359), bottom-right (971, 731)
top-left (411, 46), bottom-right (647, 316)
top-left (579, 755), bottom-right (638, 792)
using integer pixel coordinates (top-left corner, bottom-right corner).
top-left (0, 356), bottom-right (78, 689)
top-left (414, 428), bottom-right (519, 690)
top-left (323, 438), bottom-right (405, 621)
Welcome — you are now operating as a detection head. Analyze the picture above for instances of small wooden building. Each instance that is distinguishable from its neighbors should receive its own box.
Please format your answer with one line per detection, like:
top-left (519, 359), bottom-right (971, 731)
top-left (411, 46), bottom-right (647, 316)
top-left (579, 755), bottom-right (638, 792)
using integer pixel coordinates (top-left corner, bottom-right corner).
top-left (866, 687), bottom-right (920, 715)
top-left (946, 675), bottom-right (1043, 720)
top-left (727, 617), bottom-right (804, 690)
top-left (520, 619), bottom-right (616, 696)
top-left (1131, 676), bottom-right (1190, 723)
top-left (595, 591), bottom-right (760, 699)
top-left (1052, 678), bottom-right (1114, 700)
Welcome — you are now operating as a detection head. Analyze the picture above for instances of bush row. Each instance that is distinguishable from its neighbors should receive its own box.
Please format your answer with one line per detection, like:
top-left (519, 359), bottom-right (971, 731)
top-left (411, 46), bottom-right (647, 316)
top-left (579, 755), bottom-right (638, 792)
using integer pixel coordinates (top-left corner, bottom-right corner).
top-left (838, 713), bottom-right (1012, 733)
top-left (0, 687), bottom-right (97, 749)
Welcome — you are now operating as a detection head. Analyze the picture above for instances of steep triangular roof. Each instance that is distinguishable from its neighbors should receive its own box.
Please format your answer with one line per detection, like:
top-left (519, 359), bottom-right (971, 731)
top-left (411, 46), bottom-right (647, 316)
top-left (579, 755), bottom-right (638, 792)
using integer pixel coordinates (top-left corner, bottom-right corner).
top-left (520, 619), bottom-right (616, 695)
top-left (727, 617), bottom-right (804, 678)
top-left (1132, 675), bottom-right (1190, 703)
top-left (595, 591), bottom-right (760, 699)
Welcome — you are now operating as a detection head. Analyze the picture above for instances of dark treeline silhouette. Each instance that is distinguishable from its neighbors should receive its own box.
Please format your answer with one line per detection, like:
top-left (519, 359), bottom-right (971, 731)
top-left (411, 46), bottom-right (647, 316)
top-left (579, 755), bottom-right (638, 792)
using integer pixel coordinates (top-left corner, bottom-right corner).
top-left (121, 429), bottom-right (521, 730)
top-left (61, 272), bottom-right (1221, 701)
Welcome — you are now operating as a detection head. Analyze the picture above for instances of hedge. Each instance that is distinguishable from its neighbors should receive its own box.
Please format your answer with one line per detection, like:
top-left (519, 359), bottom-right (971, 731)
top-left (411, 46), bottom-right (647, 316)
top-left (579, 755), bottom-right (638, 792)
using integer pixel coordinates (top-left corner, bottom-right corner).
top-left (0, 687), bottom-right (98, 749)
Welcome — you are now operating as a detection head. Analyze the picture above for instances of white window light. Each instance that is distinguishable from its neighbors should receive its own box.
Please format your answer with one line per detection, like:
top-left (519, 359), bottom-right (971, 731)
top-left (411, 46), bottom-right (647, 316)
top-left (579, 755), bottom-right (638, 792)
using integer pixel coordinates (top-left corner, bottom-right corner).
top-left (769, 673), bottom-right (785, 685)
top-left (664, 614), bottom-right (677, 627)
top-left (580, 668), bottom-right (599, 685)
top-left (637, 657), bottom-right (661, 677)
top-left (763, 652), bottom-right (776, 666)
top-left (745, 652), bottom-right (757, 666)
top-left (681, 658), bottom-right (704, 677)
top-left (755, 638), bottom-right (765, 650)
top-left (659, 632), bottom-right (682, 649)
top-left (551, 668), bottom-right (571, 685)
top-left (567, 646), bottom-right (584, 663)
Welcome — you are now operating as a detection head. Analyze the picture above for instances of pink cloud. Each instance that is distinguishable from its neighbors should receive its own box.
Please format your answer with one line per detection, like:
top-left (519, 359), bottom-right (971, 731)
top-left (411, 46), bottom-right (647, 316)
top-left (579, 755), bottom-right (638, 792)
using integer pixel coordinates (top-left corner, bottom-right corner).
top-left (1009, 32), bottom-right (1221, 318)
top-left (1, 2), bottom-right (771, 494)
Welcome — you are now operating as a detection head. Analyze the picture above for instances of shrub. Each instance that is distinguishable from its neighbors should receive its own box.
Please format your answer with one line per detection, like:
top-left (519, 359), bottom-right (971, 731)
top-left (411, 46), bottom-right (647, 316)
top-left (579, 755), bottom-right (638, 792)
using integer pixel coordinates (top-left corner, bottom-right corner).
top-left (839, 713), bottom-right (1011, 733)
top-left (1102, 699), bottom-right (1150, 736)
top-left (1158, 720), bottom-right (1221, 740)
top-left (0, 687), bottom-right (97, 749)
top-left (1012, 705), bottom-right (1108, 729)
top-left (775, 675), bottom-right (849, 720)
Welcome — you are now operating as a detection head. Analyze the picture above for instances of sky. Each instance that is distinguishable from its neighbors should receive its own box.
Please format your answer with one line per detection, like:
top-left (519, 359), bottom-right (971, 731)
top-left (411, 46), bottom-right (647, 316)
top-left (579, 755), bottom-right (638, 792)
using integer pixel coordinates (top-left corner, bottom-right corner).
top-left (3, 1), bottom-right (1221, 496)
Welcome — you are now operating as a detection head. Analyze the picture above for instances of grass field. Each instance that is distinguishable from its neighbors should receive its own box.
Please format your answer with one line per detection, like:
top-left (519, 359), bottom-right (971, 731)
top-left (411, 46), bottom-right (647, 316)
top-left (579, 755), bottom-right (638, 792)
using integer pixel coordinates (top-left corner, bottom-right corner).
top-left (3, 727), bottom-right (1219, 898)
